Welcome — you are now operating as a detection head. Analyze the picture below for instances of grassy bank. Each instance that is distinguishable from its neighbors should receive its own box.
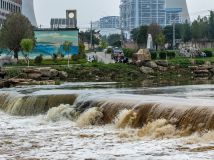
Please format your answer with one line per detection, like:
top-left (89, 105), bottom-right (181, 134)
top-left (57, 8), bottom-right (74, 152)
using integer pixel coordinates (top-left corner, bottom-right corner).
top-left (4, 62), bottom-right (195, 82)
top-left (54, 63), bottom-right (194, 82)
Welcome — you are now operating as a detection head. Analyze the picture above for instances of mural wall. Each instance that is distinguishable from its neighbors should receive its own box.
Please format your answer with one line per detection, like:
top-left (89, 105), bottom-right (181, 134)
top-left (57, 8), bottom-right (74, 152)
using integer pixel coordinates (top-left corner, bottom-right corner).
top-left (33, 30), bottom-right (79, 57)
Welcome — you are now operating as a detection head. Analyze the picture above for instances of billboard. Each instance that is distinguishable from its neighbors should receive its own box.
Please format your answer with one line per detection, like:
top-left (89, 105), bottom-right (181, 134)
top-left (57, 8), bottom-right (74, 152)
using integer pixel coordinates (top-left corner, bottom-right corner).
top-left (33, 30), bottom-right (79, 57)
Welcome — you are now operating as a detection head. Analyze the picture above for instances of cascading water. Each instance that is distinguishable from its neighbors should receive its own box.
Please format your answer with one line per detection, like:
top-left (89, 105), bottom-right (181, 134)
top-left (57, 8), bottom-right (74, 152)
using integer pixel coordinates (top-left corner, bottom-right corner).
top-left (0, 83), bottom-right (214, 159)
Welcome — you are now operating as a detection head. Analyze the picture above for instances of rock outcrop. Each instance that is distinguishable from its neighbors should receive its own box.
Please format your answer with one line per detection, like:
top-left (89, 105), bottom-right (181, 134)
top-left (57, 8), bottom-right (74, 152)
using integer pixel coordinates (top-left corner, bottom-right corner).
top-left (132, 49), bottom-right (151, 63)
top-left (190, 65), bottom-right (214, 77)
top-left (22, 67), bottom-right (68, 80)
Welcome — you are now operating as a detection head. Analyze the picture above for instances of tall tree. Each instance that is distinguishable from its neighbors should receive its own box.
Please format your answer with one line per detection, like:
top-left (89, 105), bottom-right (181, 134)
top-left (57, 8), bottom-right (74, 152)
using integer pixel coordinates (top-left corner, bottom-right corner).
top-left (0, 13), bottom-right (35, 59)
top-left (182, 20), bottom-right (192, 42)
top-left (148, 23), bottom-right (161, 50)
top-left (191, 20), bottom-right (201, 41)
top-left (131, 25), bottom-right (148, 48)
top-left (79, 30), bottom-right (100, 49)
top-left (208, 11), bottom-right (214, 40)
top-left (155, 32), bottom-right (166, 50)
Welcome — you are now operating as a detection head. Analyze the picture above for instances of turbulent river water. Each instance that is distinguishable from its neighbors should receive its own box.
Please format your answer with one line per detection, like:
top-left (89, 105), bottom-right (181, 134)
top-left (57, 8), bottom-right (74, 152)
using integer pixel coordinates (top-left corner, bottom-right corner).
top-left (0, 82), bottom-right (214, 160)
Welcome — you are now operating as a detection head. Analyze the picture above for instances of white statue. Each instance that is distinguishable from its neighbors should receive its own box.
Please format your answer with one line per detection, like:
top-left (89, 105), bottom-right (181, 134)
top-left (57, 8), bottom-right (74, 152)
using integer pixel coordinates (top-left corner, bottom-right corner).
top-left (147, 34), bottom-right (153, 50)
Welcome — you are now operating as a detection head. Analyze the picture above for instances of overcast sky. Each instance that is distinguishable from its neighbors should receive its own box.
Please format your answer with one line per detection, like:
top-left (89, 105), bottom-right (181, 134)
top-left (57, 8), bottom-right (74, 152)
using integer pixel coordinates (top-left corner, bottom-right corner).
top-left (34, 0), bottom-right (214, 28)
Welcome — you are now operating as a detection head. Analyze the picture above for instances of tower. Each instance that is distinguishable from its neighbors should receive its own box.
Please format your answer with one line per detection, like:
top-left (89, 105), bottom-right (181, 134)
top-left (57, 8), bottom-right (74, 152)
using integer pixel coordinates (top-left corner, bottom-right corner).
top-left (22, 0), bottom-right (37, 26)
top-left (166, 0), bottom-right (190, 22)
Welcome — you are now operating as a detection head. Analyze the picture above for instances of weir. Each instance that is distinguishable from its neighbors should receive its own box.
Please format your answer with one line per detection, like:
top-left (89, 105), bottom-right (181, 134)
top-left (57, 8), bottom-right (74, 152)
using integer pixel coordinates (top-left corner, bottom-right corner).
top-left (0, 92), bottom-right (77, 116)
top-left (0, 91), bottom-right (213, 132)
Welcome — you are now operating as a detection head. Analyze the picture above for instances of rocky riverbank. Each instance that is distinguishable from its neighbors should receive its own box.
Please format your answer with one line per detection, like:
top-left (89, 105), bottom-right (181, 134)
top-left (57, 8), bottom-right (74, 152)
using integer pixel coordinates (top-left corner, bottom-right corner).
top-left (0, 61), bottom-right (214, 88)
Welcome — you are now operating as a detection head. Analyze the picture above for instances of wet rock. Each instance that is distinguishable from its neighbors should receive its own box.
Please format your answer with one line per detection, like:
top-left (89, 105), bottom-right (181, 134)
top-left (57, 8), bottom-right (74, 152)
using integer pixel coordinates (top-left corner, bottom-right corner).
top-left (140, 66), bottom-right (154, 74)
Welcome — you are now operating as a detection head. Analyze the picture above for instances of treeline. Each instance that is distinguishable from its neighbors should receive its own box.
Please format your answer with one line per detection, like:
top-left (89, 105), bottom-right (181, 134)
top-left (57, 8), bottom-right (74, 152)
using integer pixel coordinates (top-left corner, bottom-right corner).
top-left (131, 11), bottom-right (214, 49)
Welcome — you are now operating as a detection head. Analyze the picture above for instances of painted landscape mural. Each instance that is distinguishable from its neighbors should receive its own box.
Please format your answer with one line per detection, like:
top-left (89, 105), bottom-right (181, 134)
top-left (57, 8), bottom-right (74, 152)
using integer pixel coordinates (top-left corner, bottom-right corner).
top-left (33, 30), bottom-right (79, 57)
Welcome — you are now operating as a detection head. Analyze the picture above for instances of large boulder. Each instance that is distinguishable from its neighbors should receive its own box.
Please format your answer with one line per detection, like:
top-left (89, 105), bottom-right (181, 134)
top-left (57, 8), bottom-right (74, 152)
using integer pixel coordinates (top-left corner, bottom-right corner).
top-left (140, 66), bottom-right (154, 74)
top-left (133, 49), bottom-right (151, 63)
top-left (144, 61), bottom-right (158, 69)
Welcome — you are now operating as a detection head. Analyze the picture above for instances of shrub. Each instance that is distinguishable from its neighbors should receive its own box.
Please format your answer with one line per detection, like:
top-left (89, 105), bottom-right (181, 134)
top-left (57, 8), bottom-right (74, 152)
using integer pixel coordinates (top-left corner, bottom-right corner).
top-left (34, 54), bottom-right (43, 65)
top-left (195, 59), bottom-right (205, 65)
top-left (107, 48), bottom-right (113, 54)
top-left (169, 58), bottom-right (192, 68)
top-left (72, 53), bottom-right (87, 61)
top-left (203, 50), bottom-right (213, 57)
top-left (159, 51), bottom-right (176, 59)
top-left (79, 43), bottom-right (85, 54)
top-left (150, 51), bottom-right (158, 60)
top-left (52, 53), bottom-right (58, 62)
top-left (123, 48), bottom-right (137, 58)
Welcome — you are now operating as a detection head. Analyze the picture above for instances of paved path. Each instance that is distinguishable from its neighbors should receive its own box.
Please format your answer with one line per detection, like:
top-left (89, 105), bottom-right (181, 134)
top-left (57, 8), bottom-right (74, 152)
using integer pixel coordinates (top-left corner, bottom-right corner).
top-left (87, 52), bottom-right (115, 64)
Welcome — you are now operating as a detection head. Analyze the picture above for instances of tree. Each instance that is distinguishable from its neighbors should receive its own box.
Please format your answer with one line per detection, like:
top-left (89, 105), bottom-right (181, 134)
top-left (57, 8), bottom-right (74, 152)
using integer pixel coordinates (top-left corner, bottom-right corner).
top-left (182, 20), bottom-right (192, 42)
top-left (191, 20), bottom-right (200, 41)
top-left (107, 34), bottom-right (121, 47)
top-left (0, 13), bottom-right (35, 60)
top-left (63, 41), bottom-right (72, 67)
top-left (148, 23), bottom-right (161, 50)
top-left (100, 39), bottom-right (108, 49)
top-left (20, 39), bottom-right (34, 67)
top-left (131, 25), bottom-right (148, 48)
top-left (208, 11), bottom-right (214, 40)
top-left (155, 32), bottom-right (165, 50)
top-left (79, 30), bottom-right (100, 49)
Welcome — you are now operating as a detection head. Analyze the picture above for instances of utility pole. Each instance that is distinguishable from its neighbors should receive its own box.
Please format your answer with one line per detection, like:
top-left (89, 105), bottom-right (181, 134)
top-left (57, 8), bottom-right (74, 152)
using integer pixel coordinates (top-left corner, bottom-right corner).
top-left (120, 20), bottom-right (124, 48)
top-left (90, 21), bottom-right (93, 50)
top-left (173, 21), bottom-right (176, 50)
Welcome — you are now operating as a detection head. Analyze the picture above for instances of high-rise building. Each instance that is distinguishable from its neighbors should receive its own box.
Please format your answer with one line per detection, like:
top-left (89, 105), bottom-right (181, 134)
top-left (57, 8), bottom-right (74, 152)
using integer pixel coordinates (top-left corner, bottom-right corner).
top-left (120, 0), bottom-right (190, 31)
top-left (166, 0), bottom-right (190, 22)
top-left (100, 16), bottom-right (120, 29)
top-left (165, 8), bottom-right (182, 26)
top-left (0, 0), bottom-right (22, 27)
top-left (92, 16), bottom-right (121, 36)
top-left (120, 0), bottom-right (166, 31)
top-left (22, 0), bottom-right (37, 26)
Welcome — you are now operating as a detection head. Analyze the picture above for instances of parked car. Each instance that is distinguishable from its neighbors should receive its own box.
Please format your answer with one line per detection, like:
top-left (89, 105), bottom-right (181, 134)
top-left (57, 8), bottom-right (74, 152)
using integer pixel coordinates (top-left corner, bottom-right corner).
top-left (111, 48), bottom-right (124, 59)
top-left (111, 48), bottom-right (128, 63)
